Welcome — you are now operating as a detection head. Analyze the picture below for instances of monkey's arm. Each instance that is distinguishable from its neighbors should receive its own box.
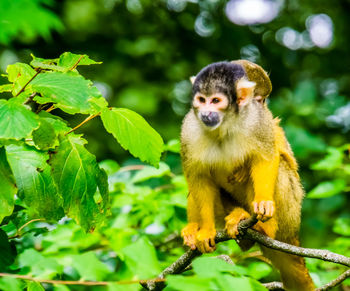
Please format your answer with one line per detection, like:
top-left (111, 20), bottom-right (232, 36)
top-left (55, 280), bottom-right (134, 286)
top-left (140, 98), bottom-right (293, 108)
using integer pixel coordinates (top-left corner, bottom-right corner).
top-left (251, 153), bottom-right (279, 222)
top-left (181, 172), bottom-right (218, 253)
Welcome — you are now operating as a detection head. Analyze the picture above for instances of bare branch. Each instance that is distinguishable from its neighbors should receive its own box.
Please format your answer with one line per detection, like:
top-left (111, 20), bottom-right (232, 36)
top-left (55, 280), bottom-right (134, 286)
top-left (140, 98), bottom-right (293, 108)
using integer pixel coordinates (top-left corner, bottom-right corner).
top-left (316, 269), bottom-right (350, 291)
top-left (263, 281), bottom-right (284, 290)
top-left (142, 215), bottom-right (350, 290)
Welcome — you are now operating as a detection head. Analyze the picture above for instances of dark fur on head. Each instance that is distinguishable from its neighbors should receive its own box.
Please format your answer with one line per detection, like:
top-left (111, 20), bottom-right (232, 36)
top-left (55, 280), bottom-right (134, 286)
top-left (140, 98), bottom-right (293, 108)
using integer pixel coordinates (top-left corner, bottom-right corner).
top-left (192, 61), bottom-right (246, 104)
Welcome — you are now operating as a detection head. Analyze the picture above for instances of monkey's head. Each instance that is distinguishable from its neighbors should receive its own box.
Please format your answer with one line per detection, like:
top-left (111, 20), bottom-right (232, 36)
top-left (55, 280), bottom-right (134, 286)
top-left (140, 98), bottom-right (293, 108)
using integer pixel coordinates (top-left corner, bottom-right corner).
top-left (191, 60), bottom-right (272, 130)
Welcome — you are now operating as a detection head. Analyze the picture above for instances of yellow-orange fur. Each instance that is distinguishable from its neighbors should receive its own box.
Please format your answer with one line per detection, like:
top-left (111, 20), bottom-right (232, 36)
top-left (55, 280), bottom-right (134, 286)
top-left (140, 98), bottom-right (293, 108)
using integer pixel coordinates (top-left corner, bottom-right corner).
top-left (181, 61), bottom-right (314, 291)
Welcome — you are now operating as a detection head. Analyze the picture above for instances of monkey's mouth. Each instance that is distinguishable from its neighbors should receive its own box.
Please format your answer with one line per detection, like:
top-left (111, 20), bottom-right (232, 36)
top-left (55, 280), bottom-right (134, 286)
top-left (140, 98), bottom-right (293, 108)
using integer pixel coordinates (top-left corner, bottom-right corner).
top-left (200, 111), bottom-right (220, 127)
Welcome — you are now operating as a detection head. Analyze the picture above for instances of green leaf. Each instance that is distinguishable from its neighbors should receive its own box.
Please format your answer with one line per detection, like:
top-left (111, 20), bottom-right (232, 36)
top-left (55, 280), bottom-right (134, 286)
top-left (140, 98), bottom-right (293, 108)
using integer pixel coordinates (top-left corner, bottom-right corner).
top-left (18, 249), bottom-right (63, 278)
top-left (132, 162), bottom-right (170, 183)
top-left (58, 52), bottom-right (102, 69)
top-left (89, 97), bottom-right (108, 114)
top-left (0, 277), bottom-right (24, 291)
top-left (164, 276), bottom-right (212, 291)
top-left (38, 111), bottom-right (71, 133)
top-left (108, 283), bottom-right (140, 291)
top-left (49, 135), bottom-right (107, 231)
top-left (333, 218), bottom-right (350, 236)
top-left (308, 179), bottom-right (346, 199)
top-left (0, 84), bottom-right (12, 93)
top-left (27, 282), bottom-right (45, 291)
top-left (247, 262), bottom-right (272, 280)
top-left (192, 257), bottom-right (247, 278)
top-left (120, 237), bottom-right (161, 278)
top-left (31, 71), bottom-right (102, 114)
top-left (164, 139), bottom-right (181, 153)
top-left (99, 159), bottom-right (120, 175)
top-left (6, 63), bottom-right (36, 95)
top-left (311, 147), bottom-right (343, 171)
top-left (0, 0), bottom-right (63, 45)
top-left (71, 252), bottom-right (111, 281)
top-left (0, 229), bottom-right (16, 270)
top-left (101, 108), bottom-right (163, 167)
top-left (30, 52), bottom-right (101, 72)
top-left (0, 97), bottom-right (39, 140)
top-left (6, 144), bottom-right (64, 220)
top-left (30, 55), bottom-right (63, 72)
top-left (32, 119), bottom-right (57, 150)
top-left (0, 147), bottom-right (17, 223)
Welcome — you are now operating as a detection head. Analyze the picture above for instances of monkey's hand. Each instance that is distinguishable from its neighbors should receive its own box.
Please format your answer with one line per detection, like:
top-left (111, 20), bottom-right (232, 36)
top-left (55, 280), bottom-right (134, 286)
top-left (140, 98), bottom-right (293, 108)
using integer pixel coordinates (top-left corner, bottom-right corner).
top-left (225, 208), bottom-right (251, 238)
top-left (196, 228), bottom-right (216, 253)
top-left (252, 200), bottom-right (275, 222)
top-left (181, 223), bottom-right (199, 250)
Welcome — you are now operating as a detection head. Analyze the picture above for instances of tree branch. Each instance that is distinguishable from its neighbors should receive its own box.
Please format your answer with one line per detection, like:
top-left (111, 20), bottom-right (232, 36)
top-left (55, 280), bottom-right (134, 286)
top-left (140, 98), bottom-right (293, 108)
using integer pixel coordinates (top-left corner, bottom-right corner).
top-left (142, 215), bottom-right (350, 290)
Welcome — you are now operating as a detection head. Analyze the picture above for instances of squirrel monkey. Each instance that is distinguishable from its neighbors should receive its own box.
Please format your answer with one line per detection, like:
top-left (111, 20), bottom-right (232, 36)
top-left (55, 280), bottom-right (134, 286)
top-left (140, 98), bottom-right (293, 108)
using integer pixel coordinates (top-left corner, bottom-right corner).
top-left (180, 60), bottom-right (314, 291)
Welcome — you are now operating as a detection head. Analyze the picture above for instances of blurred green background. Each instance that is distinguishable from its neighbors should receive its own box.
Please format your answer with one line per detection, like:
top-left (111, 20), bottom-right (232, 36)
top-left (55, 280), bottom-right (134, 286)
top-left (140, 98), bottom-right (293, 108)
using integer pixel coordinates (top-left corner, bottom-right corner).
top-left (1, 0), bottom-right (350, 289)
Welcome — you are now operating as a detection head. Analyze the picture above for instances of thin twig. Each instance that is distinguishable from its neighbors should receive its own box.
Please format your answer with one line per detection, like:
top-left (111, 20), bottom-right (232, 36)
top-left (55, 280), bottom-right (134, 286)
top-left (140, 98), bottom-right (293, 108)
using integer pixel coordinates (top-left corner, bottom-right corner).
top-left (46, 105), bottom-right (55, 112)
top-left (9, 219), bottom-right (44, 239)
top-left (0, 273), bottom-right (164, 286)
top-left (15, 70), bottom-right (41, 97)
top-left (64, 113), bottom-right (100, 135)
top-left (263, 281), bottom-right (284, 290)
top-left (316, 269), bottom-right (350, 291)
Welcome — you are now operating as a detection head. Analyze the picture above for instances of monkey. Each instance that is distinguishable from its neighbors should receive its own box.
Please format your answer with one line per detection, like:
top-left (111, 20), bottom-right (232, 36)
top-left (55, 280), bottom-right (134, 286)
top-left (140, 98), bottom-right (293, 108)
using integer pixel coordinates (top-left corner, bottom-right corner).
top-left (180, 60), bottom-right (315, 291)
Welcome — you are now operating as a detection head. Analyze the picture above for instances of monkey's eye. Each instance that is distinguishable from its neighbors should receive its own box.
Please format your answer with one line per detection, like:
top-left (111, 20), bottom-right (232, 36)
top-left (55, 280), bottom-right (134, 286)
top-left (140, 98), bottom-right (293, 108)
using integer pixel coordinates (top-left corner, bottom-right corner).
top-left (197, 96), bottom-right (206, 103)
top-left (212, 98), bottom-right (220, 104)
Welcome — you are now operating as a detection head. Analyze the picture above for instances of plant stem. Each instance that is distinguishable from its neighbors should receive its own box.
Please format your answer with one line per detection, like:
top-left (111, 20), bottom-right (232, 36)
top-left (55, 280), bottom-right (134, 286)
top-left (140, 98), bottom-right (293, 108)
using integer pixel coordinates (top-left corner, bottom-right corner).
top-left (65, 112), bottom-right (101, 135)
top-left (16, 70), bottom-right (41, 97)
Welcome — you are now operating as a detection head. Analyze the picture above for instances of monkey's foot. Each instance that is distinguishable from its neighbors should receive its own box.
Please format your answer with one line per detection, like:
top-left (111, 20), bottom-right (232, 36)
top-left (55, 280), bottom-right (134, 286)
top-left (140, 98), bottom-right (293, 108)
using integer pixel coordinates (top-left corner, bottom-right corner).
top-left (181, 223), bottom-right (199, 250)
top-left (252, 200), bottom-right (275, 222)
top-left (196, 228), bottom-right (216, 253)
top-left (225, 208), bottom-right (250, 239)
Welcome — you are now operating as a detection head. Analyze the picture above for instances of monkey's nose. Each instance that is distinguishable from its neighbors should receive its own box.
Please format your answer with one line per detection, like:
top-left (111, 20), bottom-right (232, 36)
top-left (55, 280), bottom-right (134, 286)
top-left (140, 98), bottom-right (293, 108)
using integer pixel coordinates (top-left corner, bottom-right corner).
top-left (200, 111), bottom-right (220, 127)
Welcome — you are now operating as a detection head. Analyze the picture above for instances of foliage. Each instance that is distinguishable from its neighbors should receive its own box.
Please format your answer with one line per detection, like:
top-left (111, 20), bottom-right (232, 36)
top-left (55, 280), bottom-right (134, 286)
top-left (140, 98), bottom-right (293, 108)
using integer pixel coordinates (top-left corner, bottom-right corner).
top-left (0, 0), bottom-right (350, 290)
top-left (0, 52), bottom-right (164, 276)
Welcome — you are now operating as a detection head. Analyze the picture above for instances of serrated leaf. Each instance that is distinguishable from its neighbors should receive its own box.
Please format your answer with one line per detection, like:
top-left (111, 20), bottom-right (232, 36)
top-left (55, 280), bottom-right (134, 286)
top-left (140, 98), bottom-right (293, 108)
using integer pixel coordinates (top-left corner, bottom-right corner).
top-left (0, 147), bottom-right (17, 223)
top-left (308, 179), bottom-right (346, 199)
top-left (6, 63), bottom-right (36, 96)
top-left (0, 98), bottom-right (39, 140)
top-left (31, 71), bottom-right (102, 114)
top-left (5, 144), bottom-right (64, 220)
top-left (49, 135), bottom-right (107, 231)
top-left (58, 52), bottom-right (102, 69)
top-left (30, 55), bottom-right (63, 72)
top-left (0, 0), bottom-right (63, 45)
top-left (32, 119), bottom-right (57, 150)
top-left (101, 108), bottom-right (163, 167)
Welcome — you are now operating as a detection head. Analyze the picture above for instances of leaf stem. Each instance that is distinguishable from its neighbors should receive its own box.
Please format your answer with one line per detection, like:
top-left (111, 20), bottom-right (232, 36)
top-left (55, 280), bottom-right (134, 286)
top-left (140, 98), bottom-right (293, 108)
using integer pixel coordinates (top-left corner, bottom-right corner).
top-left (16, 69), bottom-right (41, 97)
top-left (69, 55), bottom-right (84, 71)
top-left (65, 112), bottom-right (101, 135)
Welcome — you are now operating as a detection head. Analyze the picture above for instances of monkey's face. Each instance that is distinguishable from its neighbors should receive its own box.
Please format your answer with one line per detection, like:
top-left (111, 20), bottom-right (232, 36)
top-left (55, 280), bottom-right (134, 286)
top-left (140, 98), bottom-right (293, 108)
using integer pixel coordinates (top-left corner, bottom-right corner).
top-left (192, 92), bottom-right (229, 129)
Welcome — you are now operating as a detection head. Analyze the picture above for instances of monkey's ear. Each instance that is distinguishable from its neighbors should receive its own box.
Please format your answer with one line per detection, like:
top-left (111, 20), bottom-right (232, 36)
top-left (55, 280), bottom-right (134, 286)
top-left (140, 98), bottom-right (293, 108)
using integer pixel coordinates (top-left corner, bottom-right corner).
top-left (190, 76), bottom-right (196, 84)
top-left (236, 79), bottom-right (256, 106)
top-left (231, 60), bottom-right (272, 99)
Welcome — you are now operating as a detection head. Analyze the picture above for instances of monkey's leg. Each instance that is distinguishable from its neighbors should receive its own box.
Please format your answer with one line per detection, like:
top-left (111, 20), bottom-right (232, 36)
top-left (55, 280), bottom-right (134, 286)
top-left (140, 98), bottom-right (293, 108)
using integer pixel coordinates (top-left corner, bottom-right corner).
top-left (261, 242), bottom-right (315, 291)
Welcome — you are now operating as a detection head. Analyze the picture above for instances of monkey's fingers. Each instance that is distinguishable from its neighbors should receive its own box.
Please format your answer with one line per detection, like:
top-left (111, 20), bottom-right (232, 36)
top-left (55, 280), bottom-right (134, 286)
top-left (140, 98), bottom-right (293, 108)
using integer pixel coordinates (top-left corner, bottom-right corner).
top-left (183, 235), bottom-right (197, 250)
top-left (196, 229), bottom-right (216, 253)
top-left (252, 200), bottom-right (275, 222)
